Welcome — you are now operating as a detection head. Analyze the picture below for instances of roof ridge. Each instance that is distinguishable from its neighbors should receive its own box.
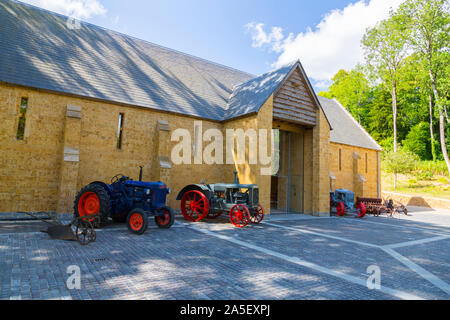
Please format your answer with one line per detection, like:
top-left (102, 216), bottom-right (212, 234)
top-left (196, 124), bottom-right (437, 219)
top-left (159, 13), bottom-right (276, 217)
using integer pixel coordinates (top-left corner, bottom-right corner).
top-left (10, 0), bottom-right (254, 78)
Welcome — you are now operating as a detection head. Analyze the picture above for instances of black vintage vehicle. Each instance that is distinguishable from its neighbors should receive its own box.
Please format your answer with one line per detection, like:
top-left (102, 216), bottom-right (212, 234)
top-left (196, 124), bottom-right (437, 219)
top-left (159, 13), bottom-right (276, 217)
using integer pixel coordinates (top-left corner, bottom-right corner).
top-left (176, 172), bottom-right (264, 228)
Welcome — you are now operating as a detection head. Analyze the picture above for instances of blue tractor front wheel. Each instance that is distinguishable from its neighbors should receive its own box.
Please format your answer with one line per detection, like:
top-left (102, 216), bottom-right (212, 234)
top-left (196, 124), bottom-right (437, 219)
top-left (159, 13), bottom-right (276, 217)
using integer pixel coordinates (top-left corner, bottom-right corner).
top-left (126, 209), bottom-right (149, 235)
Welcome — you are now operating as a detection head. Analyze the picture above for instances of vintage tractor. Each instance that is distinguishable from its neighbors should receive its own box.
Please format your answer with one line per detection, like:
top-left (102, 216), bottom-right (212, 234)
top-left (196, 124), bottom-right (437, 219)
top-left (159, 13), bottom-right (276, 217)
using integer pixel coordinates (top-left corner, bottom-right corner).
top-left (74, 167), bottom-right (174, 235)
top-left (177, 172), bottom-right (264, 228)
top-left (330, 189), bottom-right (366, 218)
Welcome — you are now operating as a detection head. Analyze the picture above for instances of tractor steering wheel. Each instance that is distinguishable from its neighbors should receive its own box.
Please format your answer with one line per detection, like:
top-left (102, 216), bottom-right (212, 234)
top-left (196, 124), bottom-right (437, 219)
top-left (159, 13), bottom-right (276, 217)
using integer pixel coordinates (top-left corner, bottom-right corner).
top-left (111, 174), bottom-right (126, 184)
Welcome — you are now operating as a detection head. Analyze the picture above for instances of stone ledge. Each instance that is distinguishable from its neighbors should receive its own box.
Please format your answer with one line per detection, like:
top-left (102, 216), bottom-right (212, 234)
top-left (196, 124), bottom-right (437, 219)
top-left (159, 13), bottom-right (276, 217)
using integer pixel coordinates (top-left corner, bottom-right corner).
top-left (157, 120), bottom-right (170, 131)
top-left (0, 212), bottom-right (60, 221)
top-left (66, 105), bottom-right (82, 118)
top-left (159, 156), bottom-right (172, 169)
top-left (64, 147), bottom-right (79, 162)
top-left (382, 191), bottom-right (450, 210)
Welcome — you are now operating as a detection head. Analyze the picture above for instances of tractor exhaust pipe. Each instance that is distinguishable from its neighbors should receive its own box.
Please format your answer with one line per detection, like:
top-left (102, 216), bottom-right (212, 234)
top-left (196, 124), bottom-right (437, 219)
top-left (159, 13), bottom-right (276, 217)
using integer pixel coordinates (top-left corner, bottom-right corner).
top-left (139, 166), bottom-right (143, 182)
top-left (233, 171), bottom-right (239, 184)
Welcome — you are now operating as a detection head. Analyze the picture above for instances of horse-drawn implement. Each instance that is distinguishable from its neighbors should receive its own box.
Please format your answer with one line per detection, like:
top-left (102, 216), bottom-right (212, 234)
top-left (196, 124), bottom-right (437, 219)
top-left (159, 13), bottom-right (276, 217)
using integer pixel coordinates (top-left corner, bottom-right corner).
top-left (357, 197), bottom-right (408, 217)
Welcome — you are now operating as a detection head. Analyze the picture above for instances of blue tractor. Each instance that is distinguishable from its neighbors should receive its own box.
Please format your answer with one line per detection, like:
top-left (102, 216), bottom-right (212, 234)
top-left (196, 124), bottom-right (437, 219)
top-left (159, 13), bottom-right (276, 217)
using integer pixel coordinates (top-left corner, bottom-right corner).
top-left (74, 167), bottom-right (174, 234)
top-left (330, 189), bottom-right (366, 218)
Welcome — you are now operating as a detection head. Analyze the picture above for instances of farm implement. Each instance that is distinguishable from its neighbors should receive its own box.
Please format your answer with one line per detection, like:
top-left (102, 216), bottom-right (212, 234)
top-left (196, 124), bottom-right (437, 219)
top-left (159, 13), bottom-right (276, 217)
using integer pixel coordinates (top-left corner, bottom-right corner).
top-left (357, 197), bottom-right (408, 217)
top-left (23, 212), bottom-right (96, 245)
top-left (177, 172), bottom-right (264, 228)
top-left (74, 167), bottom-right (174, 235)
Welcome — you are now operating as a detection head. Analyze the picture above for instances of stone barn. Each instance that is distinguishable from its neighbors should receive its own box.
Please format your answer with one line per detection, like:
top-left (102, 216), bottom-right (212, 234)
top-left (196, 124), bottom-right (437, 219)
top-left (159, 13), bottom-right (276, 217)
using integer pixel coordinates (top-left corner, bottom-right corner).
top-left (0, 0), bottom-right (382, 217)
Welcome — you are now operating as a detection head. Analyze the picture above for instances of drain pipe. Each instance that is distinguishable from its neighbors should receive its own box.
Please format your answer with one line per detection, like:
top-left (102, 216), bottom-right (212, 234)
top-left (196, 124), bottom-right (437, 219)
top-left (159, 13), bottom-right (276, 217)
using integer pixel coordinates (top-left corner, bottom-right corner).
top-left (377, 151), bottom-right (381, 198)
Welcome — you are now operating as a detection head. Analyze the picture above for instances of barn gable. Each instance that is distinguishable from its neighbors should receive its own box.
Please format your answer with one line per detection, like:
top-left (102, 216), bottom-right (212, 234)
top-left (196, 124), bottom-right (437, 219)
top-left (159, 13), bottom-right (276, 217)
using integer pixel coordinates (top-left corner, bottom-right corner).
top-left (273, 67), bottom-right (318, 127)
top-left (226, 60), bottom-right (331, 129)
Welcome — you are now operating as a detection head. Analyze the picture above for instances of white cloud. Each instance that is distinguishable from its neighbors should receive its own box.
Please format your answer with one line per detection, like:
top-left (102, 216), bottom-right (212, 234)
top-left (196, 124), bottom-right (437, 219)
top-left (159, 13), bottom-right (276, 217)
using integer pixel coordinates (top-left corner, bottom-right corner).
top-left (245, 22), bottom-right (284, 53)
top-left (21, 0), bottom-right (106, 19)
top-left (246, 0), bottom-right (406, 90)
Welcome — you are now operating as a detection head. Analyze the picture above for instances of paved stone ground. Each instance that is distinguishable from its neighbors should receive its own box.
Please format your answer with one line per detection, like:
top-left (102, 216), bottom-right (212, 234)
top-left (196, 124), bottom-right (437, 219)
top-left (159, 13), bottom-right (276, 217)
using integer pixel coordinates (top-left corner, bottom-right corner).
top-left (0, 206), bottom-right (448, 300)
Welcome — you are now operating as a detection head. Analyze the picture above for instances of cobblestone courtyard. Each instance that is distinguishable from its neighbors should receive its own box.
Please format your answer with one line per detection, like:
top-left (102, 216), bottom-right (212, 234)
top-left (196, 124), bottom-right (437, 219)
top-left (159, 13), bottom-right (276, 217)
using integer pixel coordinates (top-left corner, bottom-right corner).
top-left (0, 207), bottom-right (449, 300)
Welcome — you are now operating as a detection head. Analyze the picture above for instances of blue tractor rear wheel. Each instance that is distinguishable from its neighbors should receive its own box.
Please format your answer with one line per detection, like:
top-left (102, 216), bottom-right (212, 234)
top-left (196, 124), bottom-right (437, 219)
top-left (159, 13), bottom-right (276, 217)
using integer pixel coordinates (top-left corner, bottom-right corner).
top-left (74, 184), bottom-right (111, 226)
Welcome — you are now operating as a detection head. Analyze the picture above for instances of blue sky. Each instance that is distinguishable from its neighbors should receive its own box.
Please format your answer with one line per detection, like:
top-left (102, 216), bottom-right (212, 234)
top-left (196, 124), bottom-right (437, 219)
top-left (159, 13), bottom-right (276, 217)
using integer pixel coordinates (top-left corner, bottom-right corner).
top-left (21, 0), bottom-right (404, 91)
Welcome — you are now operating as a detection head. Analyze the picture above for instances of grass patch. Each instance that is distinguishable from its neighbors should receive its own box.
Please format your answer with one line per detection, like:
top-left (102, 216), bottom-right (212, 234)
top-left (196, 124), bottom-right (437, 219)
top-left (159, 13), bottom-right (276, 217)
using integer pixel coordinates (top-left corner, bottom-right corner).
top-left (382, 171), bottom-right (450, 200)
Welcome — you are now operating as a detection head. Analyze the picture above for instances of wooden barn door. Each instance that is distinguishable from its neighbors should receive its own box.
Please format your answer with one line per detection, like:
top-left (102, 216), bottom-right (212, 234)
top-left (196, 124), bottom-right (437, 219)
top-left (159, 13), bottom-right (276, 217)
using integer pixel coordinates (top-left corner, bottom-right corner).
top-left (271, 130), bottom-right (304, 213)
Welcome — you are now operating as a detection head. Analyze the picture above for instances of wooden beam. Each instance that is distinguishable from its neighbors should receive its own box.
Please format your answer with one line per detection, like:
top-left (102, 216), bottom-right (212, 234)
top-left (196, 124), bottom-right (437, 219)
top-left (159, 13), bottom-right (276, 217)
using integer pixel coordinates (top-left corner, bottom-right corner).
top-left (273, 113), bottom-right (316, 127)
top-left (275, 94), bottom-right (316, 111)
top-left (273, 102), bottom-right (317, 122)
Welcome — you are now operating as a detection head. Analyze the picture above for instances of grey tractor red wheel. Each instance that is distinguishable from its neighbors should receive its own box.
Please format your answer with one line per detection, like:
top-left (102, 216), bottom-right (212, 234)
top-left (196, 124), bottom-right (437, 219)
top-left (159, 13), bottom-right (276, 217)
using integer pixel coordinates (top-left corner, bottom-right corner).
top-left (180, 190), bottom-right (210, 222)
top-left (155, 207), bottom-right (175, 229)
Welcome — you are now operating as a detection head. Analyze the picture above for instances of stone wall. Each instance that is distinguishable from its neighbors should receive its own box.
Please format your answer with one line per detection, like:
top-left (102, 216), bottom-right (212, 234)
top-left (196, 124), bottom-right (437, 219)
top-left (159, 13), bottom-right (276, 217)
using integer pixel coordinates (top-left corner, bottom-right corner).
top-left (329, 142), bottom-right (379, 199)
top-left (1, 83), bottom-right (374, 217)
top-left (222, 95), bottom-right (273, 213)
top-left (0, 83), bottom-right (224, 212)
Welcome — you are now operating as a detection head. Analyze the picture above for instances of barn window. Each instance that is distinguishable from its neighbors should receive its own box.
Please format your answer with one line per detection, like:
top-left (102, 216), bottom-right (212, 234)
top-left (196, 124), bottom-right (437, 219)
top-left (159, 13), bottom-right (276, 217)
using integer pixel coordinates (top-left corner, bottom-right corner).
top-left (16, 97), bottom-right (28, 140)
top-left (365, 153), bottom-right (368, 173)
top-left (117, 113), bottom-right (124, 149)
top-left (339, 149), bottom-right (342, 171)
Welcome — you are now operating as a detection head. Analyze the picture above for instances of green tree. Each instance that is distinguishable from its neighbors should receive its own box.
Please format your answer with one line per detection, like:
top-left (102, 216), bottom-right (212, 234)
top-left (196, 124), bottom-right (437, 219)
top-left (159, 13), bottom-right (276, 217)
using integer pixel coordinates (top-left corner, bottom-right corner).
top-left (397, 0), bottom-right (450, 176)
top-left (320, 65), bottom-right (370, 124)
top-left (362, 13), bottom-right (410, 152)
top-left (383, 147), bottom-right (419, 189)
top-left (402, 122), bottom-right (432, 160)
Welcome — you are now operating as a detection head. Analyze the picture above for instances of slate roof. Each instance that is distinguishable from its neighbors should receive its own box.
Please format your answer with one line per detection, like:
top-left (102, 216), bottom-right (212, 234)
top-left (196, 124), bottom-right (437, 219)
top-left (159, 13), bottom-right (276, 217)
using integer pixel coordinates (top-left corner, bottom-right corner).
top-left (0, 0), bottom-right (253, 120)
top-left (226, 61), bottom-right (298, 120)
top-left (0, 0), bottom-right (381, 151)
top-left (319, 97), bottom-right (382, 151)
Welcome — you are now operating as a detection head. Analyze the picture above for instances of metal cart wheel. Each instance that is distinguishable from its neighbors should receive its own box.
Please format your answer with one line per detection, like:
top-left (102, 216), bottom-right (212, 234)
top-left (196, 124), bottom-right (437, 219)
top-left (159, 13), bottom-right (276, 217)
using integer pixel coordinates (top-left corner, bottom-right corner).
top-left (74, 217), bottom-right (96, 245)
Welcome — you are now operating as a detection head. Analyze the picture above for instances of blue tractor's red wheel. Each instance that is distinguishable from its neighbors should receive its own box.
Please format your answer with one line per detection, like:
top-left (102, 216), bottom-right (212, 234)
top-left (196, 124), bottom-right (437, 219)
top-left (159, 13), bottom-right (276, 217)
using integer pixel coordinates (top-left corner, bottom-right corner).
top-left (181, 190), bottom-right (210, 222)
top-left (229, 204), bottom-right (251, 228)
top-left (74, 184), bottom-right (111, 227)
top-left (356, 202), bottom-right (366, 218)
top-left (336, 202), bottom-right (345, 217)
top-left (126, 209), bottom-right (148, 235)
top-left (250, 204), bottom-right (265, 224)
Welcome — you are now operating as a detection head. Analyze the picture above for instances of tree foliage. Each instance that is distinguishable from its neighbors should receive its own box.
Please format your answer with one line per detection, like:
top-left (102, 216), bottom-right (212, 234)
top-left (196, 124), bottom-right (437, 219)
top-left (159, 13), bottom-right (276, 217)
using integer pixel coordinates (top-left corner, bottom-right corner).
top-left (383, 147), bottom-right (419, 175)
top-left (320, 0), bottom-right (449, 176)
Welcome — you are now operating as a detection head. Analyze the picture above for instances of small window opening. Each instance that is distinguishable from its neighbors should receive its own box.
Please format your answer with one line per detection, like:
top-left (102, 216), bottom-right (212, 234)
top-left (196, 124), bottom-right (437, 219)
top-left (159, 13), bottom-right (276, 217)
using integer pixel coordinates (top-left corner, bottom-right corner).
top-left (365, 153), bottom-right (368, 174)
top-left (16, 98), bottom-right (28, 140)
top-left (339, 149), bottom-right (342, 171)
top-left (117, 113), bottom-right (124, 149)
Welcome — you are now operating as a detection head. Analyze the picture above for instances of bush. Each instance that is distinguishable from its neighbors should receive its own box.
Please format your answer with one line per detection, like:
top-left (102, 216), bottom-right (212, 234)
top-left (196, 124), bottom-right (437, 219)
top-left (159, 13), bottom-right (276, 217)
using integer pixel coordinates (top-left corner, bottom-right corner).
top-left (382, 147), bottom-right (419, 189)
top-left (414, 170), bottom-right (433, 181)
top-left (382, 148), bottom-right (419, 174)
top-left (437, 177), bottom-right (449, 185)
top-left (408, 178), bottom-right (418, 187)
